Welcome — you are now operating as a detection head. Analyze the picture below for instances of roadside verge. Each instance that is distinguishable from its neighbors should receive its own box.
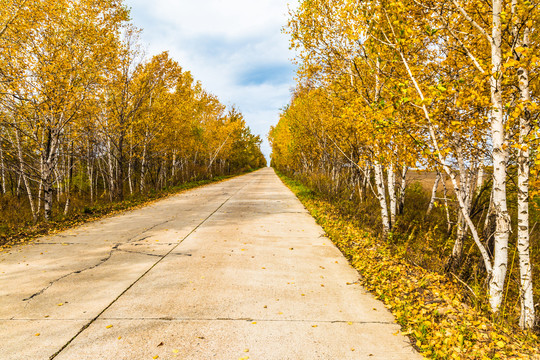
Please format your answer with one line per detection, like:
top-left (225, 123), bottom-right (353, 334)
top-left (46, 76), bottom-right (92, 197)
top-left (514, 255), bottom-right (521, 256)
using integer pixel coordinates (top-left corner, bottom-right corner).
top-left (277, 171), bottom-right (538, 360)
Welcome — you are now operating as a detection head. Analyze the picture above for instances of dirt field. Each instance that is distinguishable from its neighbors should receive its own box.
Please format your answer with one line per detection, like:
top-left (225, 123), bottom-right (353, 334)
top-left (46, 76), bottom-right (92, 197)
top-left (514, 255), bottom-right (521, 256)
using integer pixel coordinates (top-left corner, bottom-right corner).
top-left (407, 170), bottom-right (455, 195)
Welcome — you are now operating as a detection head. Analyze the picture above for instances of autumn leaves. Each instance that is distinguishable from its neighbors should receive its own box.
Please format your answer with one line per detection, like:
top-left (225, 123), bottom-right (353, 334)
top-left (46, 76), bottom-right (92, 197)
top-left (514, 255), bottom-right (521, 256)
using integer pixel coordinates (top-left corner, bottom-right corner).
top-left (271, 0), bottom-right (539, 328)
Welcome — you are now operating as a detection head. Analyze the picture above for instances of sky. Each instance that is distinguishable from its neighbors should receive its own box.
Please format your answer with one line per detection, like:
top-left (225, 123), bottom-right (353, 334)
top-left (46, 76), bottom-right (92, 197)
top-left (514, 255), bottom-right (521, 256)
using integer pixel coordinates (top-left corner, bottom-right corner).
top-left (123, 0), bottom-right (298, 161)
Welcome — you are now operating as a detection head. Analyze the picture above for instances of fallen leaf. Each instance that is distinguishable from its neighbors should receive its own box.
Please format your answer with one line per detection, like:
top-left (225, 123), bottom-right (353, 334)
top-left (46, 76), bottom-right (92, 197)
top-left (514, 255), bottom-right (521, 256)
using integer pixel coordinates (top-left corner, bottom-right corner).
top-left (35, 333), bottom-right (40, 336)
top-left (106, 325), bottom-right (113, 329)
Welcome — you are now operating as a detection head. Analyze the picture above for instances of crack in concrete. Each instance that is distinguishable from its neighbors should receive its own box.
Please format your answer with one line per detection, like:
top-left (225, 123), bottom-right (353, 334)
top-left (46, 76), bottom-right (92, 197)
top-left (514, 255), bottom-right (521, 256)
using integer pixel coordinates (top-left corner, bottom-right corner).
top-left (2, 317), bottom-right (394, 325)
top-left (23, 243), bottom-right (121, 302)
top-left (23, 218), bottom-right (176, 303)
top-left (99, 317), bottom-right (396, 325)
top-left (49, 178), bottom-right (255, 360)
top-left (115, 248), bottom-right (192, 258)
top-left (33, 242), bottom-right (77, 245)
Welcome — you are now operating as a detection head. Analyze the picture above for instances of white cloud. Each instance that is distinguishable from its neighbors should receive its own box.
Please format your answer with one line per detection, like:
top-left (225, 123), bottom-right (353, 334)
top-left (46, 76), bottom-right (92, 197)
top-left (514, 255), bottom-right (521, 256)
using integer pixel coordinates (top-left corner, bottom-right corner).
top-left (124, 0), bottom-right (298, 160)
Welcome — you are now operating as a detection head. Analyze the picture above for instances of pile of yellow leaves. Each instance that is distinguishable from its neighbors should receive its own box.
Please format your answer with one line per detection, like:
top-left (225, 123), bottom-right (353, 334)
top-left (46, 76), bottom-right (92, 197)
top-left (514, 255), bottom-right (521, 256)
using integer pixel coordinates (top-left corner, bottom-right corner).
top-left (280, 173), bottom-right (539, 360)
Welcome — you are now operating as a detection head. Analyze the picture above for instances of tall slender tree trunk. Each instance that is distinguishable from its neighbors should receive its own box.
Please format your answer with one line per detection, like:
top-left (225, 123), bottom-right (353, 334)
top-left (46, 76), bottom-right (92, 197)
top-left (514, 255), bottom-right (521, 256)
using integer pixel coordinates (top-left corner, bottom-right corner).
top-left (140, 141), bottom-right (147, 192)
top-left (489, 0), bottom-right (510, 312)
top-left (387, 162), bottom-right (396, 227)
top-left (87, 138), bottom-right (94, 204)
top-left (374, 160), bottom-right (390, 237)
top-left (15, 129), bottom-right (37, 222)
top-left (476, 164), bottom-right (484, 193)
top-left (42, 161), bottom-right (54, 221)
top-left (397, 164), bottom-right (407, 214)
top-left (41, 127), bottom-right (60, 222)
top-left (427, 171), bottom-right (441, 215)
top-left (127, 127), bottom-right (134, 195)
top-left (513, 17), bottom-right (535, 328)
top-left (172, 152), bottom-right (177, 180)
top-left (449, 144), bottom-right (471, 269)
top-left (441, 172), bottom-right (451, 232)
top-left (0, 141), bottom-right (6, 194)
top-left (107, 137), bottom-right (115, 201)
top-left (63, 142), bottom-right (73, 215)
top-left (116, 132), bottom-right (125, 200)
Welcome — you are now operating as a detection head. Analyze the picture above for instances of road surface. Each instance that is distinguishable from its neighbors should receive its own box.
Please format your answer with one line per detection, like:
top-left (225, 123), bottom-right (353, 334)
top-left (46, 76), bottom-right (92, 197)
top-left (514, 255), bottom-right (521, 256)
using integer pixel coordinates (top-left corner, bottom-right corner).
top-left (0, 168), bottom-right (420, 359)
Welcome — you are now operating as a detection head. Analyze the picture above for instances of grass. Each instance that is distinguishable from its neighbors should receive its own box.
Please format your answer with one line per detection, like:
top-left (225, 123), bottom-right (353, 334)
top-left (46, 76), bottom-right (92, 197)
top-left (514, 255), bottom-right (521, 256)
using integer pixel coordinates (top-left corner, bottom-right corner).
top-left (277, 171), bottom-right (539, 360)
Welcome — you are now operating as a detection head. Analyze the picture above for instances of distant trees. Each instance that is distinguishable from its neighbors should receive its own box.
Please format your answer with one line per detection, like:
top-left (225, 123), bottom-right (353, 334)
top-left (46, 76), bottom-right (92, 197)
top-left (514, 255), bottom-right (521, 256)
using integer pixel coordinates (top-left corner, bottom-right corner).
top-left (0, 1), bottom-right (265, 222)
top-left (272, 0), bottom-right (539, 328)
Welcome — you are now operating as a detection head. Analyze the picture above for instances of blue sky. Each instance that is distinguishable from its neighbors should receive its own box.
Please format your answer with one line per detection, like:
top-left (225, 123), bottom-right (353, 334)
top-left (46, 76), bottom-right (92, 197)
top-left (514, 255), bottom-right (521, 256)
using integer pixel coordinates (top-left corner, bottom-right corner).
top-left (123, 0), bottom-right (298, 160)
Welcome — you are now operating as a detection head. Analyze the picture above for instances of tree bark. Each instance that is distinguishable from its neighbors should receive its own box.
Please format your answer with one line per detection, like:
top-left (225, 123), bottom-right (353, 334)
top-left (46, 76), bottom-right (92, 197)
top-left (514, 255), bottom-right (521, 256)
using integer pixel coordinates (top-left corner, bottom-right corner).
top-left (140, 140), bottom-right (147, 192)
top-left (426, 171), bottom-right (440, 215)
top-left (387, 162), bottom-right (396, 227)
top-left (488, 0), bottom-right (510, 313)
top-left (63, 142), bottom-right (73, 215)
top-left (15, 129), bottom-right (37, 222)
top-left (374, 160), bottom-right (390, 237)
top-left (513, 14), bottom-right (535, 328)
top-left (397, 164), bottom-right (407, 214)
top-left (0, 141), bottom-right (6, 194)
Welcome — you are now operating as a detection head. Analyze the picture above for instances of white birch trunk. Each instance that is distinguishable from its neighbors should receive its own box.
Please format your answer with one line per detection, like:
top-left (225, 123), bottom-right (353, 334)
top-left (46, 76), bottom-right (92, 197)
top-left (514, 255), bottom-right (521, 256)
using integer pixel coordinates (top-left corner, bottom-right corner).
top-left (374, 160), bottom-right (390, 237)
top-left (86, 138), bottom-right (94, 204)
top-left (107, 137), bottom-right (115, 201)
top-left (398, 164), bottom-right (407, 213)
top-left (15, 129), bottom-right (37, 222)
top-left (172, 152), bottom-right (177, 179)
top-left (476, 164), bottom-right (484, 194)
top-left (489, 0), bottom-right (510, 312)
top-left (139, 141), bottom-right (147, 192)
top-left (387, 162), bottom-right (396, 227)
top-left (0, 142), bottom-right (5, 194)
top-left (513, 14), bottom-right (535, 327)
top-left (426, 171), bottom-right (440, 215)
top-left (450, 144), bottom-right (471, 266)
top-left (63, 143), bottom-right (72, 216)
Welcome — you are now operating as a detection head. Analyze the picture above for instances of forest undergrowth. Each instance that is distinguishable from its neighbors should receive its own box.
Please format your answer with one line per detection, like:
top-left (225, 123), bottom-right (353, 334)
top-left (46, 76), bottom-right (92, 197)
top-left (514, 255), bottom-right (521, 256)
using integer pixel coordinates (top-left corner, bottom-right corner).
top-left (278, 171), bottom-right (539, 360)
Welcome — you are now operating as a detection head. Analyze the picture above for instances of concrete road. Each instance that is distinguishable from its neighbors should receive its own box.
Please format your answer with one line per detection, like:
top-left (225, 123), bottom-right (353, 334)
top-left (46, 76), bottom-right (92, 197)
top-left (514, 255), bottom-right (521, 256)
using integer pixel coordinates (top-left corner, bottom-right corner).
top-left (0, 168), bottom-right (421, 360)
